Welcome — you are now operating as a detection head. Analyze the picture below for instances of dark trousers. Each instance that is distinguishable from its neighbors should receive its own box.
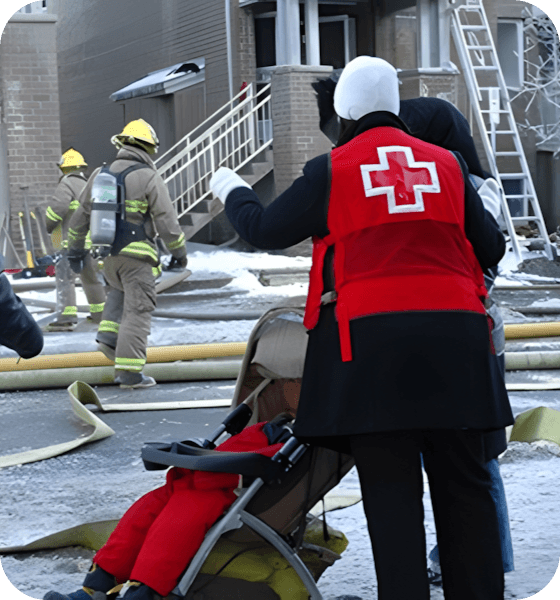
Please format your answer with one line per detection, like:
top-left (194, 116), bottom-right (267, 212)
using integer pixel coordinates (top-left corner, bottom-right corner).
top-left (350, 430), bottom-right (504, 600)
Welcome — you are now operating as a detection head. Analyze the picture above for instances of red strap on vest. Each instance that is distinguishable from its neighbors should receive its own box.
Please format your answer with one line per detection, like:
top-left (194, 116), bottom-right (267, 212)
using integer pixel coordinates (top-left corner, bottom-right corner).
top-left (303, 236), bottom-right (330, 330)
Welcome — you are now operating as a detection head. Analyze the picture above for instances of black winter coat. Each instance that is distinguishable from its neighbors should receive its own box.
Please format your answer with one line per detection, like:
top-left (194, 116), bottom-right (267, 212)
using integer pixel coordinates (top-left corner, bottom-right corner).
top-left (225, 112), bottom-right (513, 452)
top-left (0, 274), bottom-right (43, 359)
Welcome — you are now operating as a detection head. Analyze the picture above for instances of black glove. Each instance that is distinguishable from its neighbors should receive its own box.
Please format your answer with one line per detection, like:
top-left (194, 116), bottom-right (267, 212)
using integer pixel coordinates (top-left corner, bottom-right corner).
top-left (167, 255), bottom-right (187, 271)
top-left (67, 250), bottom-right (87, 274)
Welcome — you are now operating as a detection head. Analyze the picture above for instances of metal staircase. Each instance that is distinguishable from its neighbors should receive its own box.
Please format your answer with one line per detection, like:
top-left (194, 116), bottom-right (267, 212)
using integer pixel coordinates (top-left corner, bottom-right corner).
top-left (155, 83), bottom-right (274, 240)
top-left (451, 0), bottom-right (555, 263)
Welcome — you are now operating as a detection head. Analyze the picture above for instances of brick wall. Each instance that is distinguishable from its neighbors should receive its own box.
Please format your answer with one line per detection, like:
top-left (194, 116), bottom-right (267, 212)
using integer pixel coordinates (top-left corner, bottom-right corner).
top-left (238, 7), bottom-right (256, 89)
top-left (270, 65), bottom-right (333, 195)
top-left (0, 13), bottom-right (62, 264)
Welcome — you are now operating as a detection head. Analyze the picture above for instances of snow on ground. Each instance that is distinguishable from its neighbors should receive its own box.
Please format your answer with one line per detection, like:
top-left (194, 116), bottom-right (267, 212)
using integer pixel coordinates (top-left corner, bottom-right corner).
top-left (1, 246), bottom-right (560, 599)
top-left (1, 246), bottom-right (311, 359)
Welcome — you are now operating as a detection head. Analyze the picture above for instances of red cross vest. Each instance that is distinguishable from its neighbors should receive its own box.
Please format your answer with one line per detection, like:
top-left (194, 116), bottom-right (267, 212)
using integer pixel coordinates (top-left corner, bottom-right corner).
top-left (303, 126), bottom-right (488, 362)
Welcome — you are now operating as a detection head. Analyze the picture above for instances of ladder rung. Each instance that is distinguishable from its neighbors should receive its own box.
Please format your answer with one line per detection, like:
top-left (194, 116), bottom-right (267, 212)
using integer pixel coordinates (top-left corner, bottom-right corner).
top-left (492, 130), bottom-right (515, 134)
top-left (500, 173), bottom-right (528, 179)
top-left (467, 45), bottom-right (493, 50)
top-left (461, 25), bottom-right (486, 31)
top-left (473, 66), bottom-right (499, 71)
top-left (511, 217), bottom-right (541, 222)
top-left (495, 152), bottom-right (522, 157)
top-left (481, 109), bottom-right (509, 114)
top-left (505, 195), bottom-right (534, 199)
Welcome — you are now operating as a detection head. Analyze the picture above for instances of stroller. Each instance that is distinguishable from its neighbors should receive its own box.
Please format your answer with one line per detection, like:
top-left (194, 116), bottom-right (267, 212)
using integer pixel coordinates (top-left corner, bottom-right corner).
top-left (141, 307), bottom-right (355, 600)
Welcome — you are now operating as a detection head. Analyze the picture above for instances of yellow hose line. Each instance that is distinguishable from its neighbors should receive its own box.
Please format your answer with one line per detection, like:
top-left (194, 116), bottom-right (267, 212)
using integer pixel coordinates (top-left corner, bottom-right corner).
top-left (0, 342), bottom-right (247, 373)
top-left (504, 322), bottom-right (560, 340)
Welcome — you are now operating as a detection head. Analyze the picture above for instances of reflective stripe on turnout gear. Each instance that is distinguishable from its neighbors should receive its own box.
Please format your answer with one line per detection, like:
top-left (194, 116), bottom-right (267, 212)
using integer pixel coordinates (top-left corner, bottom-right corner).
top-left (46, 206), bottom-right (63, 223)
top-left (62, 306), bottom-right (78, 316)
top-left (115, 357), bottom-right (146, 372)
top-left (99, 320), bottom-right (120, 334)
top-left (152, 264), bottom-right (162, 278)
top-left (90, 303), bottom-right (105, 314)
top-left (68, 227), bottom-right (87, 244)
top-left (167, 232), bottom-right (186, 250)
top-left (119, 241), bottom-right (159, 265)
top-left (124, 199), bottom-right (149, 213)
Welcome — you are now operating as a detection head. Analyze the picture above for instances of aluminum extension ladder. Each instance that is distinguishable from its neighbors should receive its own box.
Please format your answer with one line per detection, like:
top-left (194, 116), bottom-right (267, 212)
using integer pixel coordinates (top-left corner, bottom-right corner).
top-left (451, 0), bottom-right (555, 263)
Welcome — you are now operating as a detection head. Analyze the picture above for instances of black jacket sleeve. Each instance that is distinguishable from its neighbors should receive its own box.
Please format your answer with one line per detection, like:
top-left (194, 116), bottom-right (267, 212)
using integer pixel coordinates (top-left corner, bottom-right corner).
top-left (0, 274), bottom-right (44, 358)
top-left (453, 152), bottom-right (506, 269)
top-left (224, 154), bottom-right (330, 249)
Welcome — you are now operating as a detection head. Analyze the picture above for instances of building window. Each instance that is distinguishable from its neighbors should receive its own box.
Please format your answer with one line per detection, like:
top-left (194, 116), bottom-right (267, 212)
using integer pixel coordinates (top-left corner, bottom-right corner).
top-left (497, 19), bottom-right (524, 89)
top-left (319, 16), bottom-right (356, 70)
top-left (255, 14), bottom-right (276, 68)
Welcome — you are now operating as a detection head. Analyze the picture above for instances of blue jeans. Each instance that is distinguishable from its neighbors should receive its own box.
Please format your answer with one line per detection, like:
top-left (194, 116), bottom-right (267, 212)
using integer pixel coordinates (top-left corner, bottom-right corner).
top-left (429, 458), bottom-right (514, 573)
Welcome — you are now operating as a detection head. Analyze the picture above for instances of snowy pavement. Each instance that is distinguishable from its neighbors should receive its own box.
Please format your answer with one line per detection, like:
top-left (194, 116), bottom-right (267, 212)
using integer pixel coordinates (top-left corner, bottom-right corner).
top-left (1, 245), bottom-right (560, 599)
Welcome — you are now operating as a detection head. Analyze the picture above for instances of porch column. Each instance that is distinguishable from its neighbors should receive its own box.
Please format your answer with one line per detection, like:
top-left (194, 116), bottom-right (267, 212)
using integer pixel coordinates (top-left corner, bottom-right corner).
top-left (305, 0), bottom-right (321, 66)
top-left (417, 0), bottom-right (452, 67)
top-left (276, 0), bottom-right (301, 65)
top-left (417, 0), bottom-right (440, 67)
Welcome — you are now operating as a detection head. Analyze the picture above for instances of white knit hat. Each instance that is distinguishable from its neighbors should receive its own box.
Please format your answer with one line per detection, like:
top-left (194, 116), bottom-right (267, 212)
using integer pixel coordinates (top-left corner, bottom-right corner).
top-left (333, 56), bottom-right (400, 121)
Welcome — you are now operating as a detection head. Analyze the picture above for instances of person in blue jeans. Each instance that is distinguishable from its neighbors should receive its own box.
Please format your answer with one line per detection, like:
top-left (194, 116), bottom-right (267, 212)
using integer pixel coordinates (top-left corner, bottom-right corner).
top-left (428, 178), bottom-right (514, 584)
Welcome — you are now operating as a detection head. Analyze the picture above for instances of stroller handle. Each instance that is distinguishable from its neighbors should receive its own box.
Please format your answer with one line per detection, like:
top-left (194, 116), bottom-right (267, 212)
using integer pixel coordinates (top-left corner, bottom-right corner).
top-left (141, 440), bottom-right (281, 482)
top-left (141, 434), bottom-right (309, 484)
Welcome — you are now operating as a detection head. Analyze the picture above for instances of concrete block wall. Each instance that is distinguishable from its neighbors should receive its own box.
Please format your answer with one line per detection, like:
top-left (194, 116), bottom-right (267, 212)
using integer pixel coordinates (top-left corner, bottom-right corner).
top-left (270, 65), bottom-right (334, 195)
top-left (0, 13), bottom-right (62, 263)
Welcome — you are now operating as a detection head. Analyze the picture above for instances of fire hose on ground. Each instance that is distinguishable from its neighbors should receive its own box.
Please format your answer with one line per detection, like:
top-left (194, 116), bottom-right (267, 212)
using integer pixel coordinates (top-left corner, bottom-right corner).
top-left (0, 342), bottom-right (247, 391)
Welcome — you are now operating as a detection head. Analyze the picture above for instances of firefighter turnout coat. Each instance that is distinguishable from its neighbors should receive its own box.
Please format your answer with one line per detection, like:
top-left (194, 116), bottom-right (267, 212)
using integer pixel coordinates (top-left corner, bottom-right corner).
top-left (68, 145), bottom-right (186, 267)
top-left (46, 172), bottom-right (88, 250)
top-left (223, 112), bottom-right (513, 451)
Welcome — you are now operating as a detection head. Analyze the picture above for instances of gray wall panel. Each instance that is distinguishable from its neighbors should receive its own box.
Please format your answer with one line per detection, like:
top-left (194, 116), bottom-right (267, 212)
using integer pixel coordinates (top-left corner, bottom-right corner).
top-left (57, 0), bottom-right (232, 170)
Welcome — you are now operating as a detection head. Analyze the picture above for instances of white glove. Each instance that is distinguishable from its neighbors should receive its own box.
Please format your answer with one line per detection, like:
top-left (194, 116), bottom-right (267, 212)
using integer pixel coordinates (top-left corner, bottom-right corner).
top-left (477, 177), bottom-right (502, 221)
top-left (209, 167), bottom-right (252, 202)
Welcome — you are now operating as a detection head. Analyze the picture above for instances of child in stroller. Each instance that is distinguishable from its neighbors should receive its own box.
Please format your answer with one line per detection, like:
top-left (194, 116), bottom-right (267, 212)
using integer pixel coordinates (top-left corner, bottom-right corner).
top-left (44, 308), bottom-right (353, 600)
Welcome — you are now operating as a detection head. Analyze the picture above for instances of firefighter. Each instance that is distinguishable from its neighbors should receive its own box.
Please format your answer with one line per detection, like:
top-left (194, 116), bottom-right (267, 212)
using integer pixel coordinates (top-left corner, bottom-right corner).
top-left (67, 120), bottom-right (187, 389)
top-left (46, 148), bottom-right (106, 328)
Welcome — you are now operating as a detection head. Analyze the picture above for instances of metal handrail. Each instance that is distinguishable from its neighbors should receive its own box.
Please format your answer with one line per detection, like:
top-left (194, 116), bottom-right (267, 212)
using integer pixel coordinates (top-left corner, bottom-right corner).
top-left (155, 84), bottom-right (254, 169)
top-left (156, 83), bottom-right (273, 220)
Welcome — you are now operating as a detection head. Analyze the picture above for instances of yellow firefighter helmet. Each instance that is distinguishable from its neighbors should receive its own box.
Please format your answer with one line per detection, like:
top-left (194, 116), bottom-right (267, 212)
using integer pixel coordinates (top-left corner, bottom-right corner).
top-left (111, 119), bottom-right (159, 154)
top-left (57, 148), bottom-right (87, 172)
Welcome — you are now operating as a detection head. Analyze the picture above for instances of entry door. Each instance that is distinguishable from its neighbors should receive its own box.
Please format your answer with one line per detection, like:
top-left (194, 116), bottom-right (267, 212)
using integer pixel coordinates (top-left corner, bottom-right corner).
top-left (319, 16), bottom-right (357, 69)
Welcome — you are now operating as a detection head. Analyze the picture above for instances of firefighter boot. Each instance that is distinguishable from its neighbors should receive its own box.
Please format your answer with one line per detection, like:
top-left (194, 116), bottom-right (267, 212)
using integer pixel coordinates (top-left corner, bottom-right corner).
top-left (44, 565), bottom-right (119, 600)
top-left (114, 370), bottom-right (156, 389)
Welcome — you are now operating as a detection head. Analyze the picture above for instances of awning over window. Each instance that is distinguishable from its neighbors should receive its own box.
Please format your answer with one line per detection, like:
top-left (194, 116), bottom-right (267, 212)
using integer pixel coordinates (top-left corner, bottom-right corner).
top-left (110, 58), bottom-right (205, 102)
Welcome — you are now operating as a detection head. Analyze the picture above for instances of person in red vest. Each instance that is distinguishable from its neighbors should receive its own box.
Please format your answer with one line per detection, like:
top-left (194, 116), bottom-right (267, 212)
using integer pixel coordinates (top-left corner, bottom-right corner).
top-left (210, 56), bottom-right (513, 600)
top-left (43, 420), bottom-right (288, 600)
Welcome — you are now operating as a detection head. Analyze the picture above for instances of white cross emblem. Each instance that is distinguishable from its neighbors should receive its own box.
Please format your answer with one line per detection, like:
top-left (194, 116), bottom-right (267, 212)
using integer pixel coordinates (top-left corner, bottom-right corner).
top-left (360, 146), bottom-right (441, 214)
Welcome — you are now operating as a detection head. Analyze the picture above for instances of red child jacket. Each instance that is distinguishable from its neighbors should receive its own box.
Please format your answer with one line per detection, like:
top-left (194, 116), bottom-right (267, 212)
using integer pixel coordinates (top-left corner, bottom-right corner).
top-left (303, 126), bottom-right (488, 362)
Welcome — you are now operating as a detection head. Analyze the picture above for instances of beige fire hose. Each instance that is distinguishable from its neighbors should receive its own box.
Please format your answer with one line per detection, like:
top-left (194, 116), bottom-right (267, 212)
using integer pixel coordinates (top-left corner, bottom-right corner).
top-left (504, 322), bottom-right (560, 339)
top-left (0, 342), bottom-right (247, 373)
top-left (505, 351), bottom-right (560, 371)
top-left (0, 381), bottom-right (233, 468)
top-left (0, 359), bottom-right (242, 391)
top-left (0, 381), bottom-right (115, 468)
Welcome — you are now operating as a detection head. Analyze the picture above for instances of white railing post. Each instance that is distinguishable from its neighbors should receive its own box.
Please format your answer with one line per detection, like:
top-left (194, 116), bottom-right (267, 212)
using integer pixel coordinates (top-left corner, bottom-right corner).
top-left (160, 84), bottom-right (272, 220)
top-left (248, 83), bottom-right (256, 156)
